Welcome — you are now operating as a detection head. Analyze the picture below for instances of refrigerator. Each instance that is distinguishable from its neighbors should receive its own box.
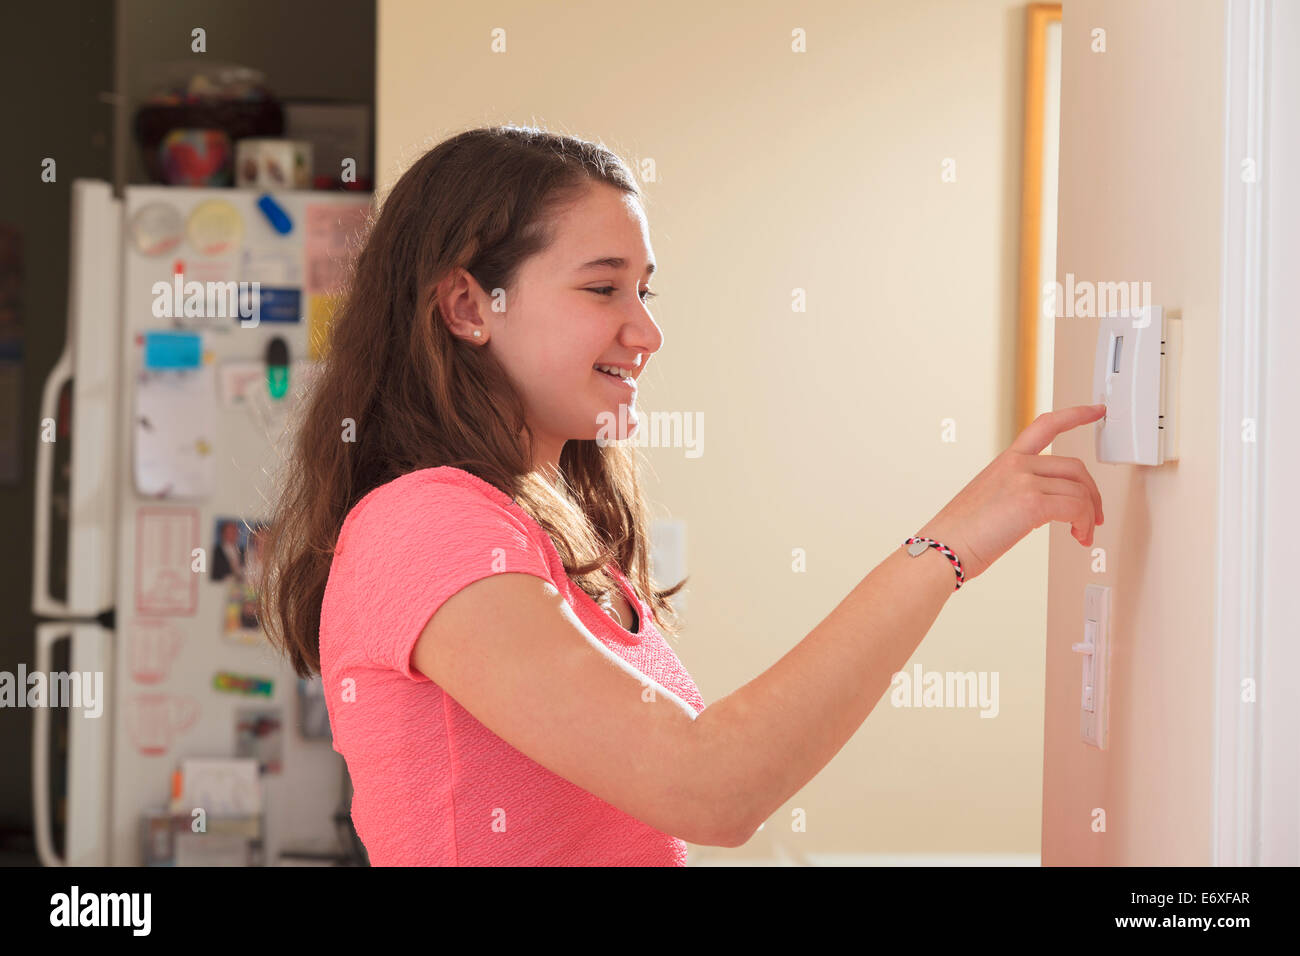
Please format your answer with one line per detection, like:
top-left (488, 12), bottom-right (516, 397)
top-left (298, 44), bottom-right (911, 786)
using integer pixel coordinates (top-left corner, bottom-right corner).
top-left (31, 179), bottom-right (372, 866)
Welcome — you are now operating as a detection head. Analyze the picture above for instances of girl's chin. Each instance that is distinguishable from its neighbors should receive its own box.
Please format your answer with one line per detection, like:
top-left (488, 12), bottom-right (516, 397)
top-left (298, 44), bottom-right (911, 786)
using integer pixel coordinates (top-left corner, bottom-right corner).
top-left (590, 402), bottom-right (639, 445)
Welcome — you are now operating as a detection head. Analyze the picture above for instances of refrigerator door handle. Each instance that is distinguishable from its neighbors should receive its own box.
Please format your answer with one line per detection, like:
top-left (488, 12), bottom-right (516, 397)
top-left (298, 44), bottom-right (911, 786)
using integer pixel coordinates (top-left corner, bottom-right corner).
top-left (32, 623), bottom-right (66, 866)
top-left (32, 347), bottom-right (73, 618)
top-left (33, 622), bottom-right (112, 867)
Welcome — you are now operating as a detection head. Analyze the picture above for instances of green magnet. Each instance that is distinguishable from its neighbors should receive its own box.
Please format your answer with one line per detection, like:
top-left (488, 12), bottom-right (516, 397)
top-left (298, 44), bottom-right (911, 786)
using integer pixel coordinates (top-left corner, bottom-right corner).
top-left (266, 336), bottom-right (289, 399)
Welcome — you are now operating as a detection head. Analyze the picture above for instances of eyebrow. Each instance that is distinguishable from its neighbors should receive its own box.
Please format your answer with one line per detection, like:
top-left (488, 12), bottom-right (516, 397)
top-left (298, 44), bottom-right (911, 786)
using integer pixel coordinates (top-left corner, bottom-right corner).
top-left (575, 256), bottom-right (656, 277)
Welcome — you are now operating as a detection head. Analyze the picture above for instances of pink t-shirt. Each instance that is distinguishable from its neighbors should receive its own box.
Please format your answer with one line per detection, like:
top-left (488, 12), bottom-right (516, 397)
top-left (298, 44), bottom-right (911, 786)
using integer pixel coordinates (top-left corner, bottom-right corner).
top-left (319, 465), bottom-right (705, 866)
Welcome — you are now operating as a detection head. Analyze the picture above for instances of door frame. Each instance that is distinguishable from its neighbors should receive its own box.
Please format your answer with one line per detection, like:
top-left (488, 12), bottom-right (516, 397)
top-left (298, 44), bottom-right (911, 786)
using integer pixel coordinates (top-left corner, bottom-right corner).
top-left (1214, 0), bottom-right (1299, 866)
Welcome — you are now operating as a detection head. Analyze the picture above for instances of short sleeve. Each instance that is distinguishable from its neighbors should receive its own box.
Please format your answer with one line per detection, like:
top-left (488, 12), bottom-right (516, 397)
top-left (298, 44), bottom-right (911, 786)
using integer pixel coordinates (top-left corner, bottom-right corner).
top-left (333, 476), bottom-right (556, 681)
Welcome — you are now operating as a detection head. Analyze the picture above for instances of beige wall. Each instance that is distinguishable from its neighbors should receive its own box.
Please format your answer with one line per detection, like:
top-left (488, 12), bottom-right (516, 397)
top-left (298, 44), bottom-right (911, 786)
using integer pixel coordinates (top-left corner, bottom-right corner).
top-left (1044, 0), bottom-right (1225, 865)
top-left (378, 0), bottom-right (1043, 861)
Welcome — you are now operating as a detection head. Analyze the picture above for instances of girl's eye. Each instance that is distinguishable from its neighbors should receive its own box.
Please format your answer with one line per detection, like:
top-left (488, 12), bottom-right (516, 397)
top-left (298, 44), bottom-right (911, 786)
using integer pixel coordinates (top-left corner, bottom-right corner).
top-left (589, 286), bottom-right (658, 301)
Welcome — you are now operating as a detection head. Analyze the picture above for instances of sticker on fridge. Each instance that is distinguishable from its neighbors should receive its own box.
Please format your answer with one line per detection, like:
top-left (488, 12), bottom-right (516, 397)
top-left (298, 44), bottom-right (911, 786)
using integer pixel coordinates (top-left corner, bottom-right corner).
top-left (127, 692), bottom-right (199, 757)
top-left (185, 199), bottom-right (244, 257)
top-left (304, 202), bottom-right (368, 295)
top-left (217, 518), bottom-right (269, 646)
top-left (237, 244), bottom-right (303, 324)
top-left (133, 359), bottom-right (216, 499)
top-left (235, 708), bottom-right (283, 775)
top-left (135, 507), bottom-right (200, 616)
top-left (129, 617), bottom-right (184, 684)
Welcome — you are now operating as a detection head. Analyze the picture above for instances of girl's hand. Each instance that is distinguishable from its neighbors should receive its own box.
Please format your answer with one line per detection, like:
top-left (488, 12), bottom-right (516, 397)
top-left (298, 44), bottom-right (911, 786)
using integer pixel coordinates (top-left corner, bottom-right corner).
top-left (914, 404), bottom-right (1106, 584)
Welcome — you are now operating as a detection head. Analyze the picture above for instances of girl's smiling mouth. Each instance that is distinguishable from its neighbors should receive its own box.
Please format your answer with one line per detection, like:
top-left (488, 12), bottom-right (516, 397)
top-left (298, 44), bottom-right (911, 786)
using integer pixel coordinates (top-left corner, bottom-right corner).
top-left (595, 369), bottom-right (637, 392)
top-left (594, 364), bottom-right (637, 389)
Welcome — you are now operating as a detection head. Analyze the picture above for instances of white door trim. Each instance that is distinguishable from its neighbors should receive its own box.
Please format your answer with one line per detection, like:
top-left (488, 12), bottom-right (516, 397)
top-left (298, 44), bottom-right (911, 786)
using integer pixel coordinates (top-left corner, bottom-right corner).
top-left (1214, 0), bottom-right (1299, 866)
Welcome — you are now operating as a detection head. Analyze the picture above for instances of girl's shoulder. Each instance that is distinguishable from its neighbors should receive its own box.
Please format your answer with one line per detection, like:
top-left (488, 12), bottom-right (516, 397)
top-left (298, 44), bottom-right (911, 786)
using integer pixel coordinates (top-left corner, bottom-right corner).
top-left (344, 466), bottom-right (515, 525)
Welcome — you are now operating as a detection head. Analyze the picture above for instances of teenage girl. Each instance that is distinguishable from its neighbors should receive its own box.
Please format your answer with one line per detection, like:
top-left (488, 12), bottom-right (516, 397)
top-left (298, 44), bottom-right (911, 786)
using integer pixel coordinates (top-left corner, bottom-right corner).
top-left (254, 125), bottom-right (1105, 866)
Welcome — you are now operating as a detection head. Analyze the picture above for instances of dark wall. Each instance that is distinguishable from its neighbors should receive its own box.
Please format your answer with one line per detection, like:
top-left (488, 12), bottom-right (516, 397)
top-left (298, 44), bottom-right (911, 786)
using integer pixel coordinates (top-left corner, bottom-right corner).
top-left (0, 0), bottom-right (374, 864)
top-left (0, 0), bottom-right (115, 860)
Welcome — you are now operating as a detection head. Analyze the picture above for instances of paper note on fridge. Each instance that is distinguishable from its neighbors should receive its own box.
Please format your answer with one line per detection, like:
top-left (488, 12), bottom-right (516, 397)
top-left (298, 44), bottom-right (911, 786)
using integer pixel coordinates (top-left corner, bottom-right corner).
top-left (134, 363), bottom-right (216, 499)
top-left (179, 757), bottom-right (262, 817)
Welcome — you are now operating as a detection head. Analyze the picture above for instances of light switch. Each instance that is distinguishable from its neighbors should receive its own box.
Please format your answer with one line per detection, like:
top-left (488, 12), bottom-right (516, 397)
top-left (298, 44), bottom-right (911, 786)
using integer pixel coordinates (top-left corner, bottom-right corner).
top-left (1070, 630), bottom-right (1094, 711)
top-left (650, 518), bottom-right (687, 617)
top-left (1092, 306), bottom-right (1182, 465)
top-left (1070, 585), bottom-right (1112, 749)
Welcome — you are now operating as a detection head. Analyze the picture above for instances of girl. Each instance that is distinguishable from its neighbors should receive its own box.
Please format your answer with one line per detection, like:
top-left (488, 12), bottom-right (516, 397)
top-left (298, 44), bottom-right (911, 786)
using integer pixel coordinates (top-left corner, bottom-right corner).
top-left (254, 125), bottom-right (1105, 866)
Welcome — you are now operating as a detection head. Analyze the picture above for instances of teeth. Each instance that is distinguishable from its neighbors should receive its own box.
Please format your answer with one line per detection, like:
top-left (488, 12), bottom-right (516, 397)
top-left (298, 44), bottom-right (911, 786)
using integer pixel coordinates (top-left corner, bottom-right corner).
top-left (595, 364), bottom-right (629, 378)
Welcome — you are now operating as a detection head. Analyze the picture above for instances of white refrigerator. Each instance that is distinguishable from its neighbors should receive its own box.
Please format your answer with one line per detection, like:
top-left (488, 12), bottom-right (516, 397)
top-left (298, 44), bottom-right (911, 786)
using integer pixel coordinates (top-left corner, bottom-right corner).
top-left (32, 179), bottom-right (372, 866)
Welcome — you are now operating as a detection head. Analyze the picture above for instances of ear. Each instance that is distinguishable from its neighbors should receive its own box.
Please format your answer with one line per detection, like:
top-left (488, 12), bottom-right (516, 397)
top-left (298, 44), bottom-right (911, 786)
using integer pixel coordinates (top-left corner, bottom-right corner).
top-left (432, 268), bottom-right (487, 342)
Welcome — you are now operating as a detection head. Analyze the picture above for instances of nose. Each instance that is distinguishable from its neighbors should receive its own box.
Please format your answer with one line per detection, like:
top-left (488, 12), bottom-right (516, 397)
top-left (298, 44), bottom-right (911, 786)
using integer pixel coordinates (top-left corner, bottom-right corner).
top-left (625, 300), bottom-right (664, 358)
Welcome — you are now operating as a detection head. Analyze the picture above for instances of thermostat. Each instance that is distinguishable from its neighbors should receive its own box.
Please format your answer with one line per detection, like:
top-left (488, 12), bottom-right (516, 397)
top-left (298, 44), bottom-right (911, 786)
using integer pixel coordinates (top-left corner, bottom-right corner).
top-left (1092, 305), bottom-right (1182, 465)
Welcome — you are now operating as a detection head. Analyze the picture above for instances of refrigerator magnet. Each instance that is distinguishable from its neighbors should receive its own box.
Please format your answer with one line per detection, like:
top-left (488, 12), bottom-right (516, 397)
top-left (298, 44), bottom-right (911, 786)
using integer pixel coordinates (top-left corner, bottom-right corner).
top-left (211, 516), bottom-right (246, 583)
top-left (306, 292), bottom-right (341, 360)
top-left (222, 573), bottom-right (266, 645)
top-left (216, 359), bottom-right (264, 406)
top-left (235, 708), bottom-right (283, 775)
top-left (142, 330), bottom-right (202, 369)
top-left (129, 202), bottom-right (184, 256)
top-left (237, 245), bottom-right (303, 325)
top-left (256, 193), bottom-right (294, 234)
top-left (266, 337), bottom-right (289, 399)
top-left (239, 286), bottom-right (301, 325)
top-left (185, 199), bottom-right (244, 257)
top-left (220, 519), bottom-right (268, 646)
top-left (212, 671), bottom-right (274, 698)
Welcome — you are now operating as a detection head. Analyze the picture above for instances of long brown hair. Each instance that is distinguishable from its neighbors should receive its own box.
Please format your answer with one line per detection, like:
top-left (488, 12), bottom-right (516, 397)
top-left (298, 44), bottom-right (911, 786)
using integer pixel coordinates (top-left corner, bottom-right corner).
top-left (253, 125), bottom-right (686, 679)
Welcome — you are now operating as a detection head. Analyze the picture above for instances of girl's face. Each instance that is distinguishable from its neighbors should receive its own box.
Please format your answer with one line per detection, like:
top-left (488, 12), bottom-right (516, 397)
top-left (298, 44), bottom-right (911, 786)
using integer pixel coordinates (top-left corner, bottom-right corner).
top-left (442, 182), bottom-right (663, 474)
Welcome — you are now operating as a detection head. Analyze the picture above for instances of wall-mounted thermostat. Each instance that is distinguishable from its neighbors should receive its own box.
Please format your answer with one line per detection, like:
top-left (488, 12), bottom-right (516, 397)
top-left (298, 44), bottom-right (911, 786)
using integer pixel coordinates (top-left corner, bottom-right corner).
top-left (1092, 305), bottom-right (1182, 465)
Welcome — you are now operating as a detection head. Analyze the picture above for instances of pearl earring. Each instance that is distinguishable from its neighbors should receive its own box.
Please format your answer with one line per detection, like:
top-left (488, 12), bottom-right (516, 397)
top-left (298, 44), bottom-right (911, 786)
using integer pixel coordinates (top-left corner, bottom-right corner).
top-left (473, 330), bottom-right (482, 338)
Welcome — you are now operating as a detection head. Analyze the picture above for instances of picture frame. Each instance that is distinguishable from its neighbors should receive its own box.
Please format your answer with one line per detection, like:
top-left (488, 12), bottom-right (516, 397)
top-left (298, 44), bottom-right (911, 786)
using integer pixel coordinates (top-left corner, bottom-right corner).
top-left (1016, 3), bottom-right (1063, 433)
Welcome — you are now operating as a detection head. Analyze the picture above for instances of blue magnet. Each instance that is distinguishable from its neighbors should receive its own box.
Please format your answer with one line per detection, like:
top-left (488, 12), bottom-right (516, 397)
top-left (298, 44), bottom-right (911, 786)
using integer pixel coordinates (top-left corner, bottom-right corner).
top-left (143, 330), bottom-right (202, 369)
top-left (256, 193), bottom-right (293, 235)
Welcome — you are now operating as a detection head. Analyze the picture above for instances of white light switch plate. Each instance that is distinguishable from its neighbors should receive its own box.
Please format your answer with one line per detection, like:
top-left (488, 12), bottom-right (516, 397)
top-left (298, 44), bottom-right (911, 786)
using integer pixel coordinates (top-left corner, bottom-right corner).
top-left (650, 518), bottom-right (687, 617)
top-left (1072, 585), bottom-right (1112, 749)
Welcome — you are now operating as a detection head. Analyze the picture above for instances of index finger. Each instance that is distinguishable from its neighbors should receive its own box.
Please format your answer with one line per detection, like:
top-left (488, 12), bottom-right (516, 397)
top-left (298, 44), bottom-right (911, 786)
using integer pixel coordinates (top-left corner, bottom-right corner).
top-left (1010, 403), bottom-right (1107, 455)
